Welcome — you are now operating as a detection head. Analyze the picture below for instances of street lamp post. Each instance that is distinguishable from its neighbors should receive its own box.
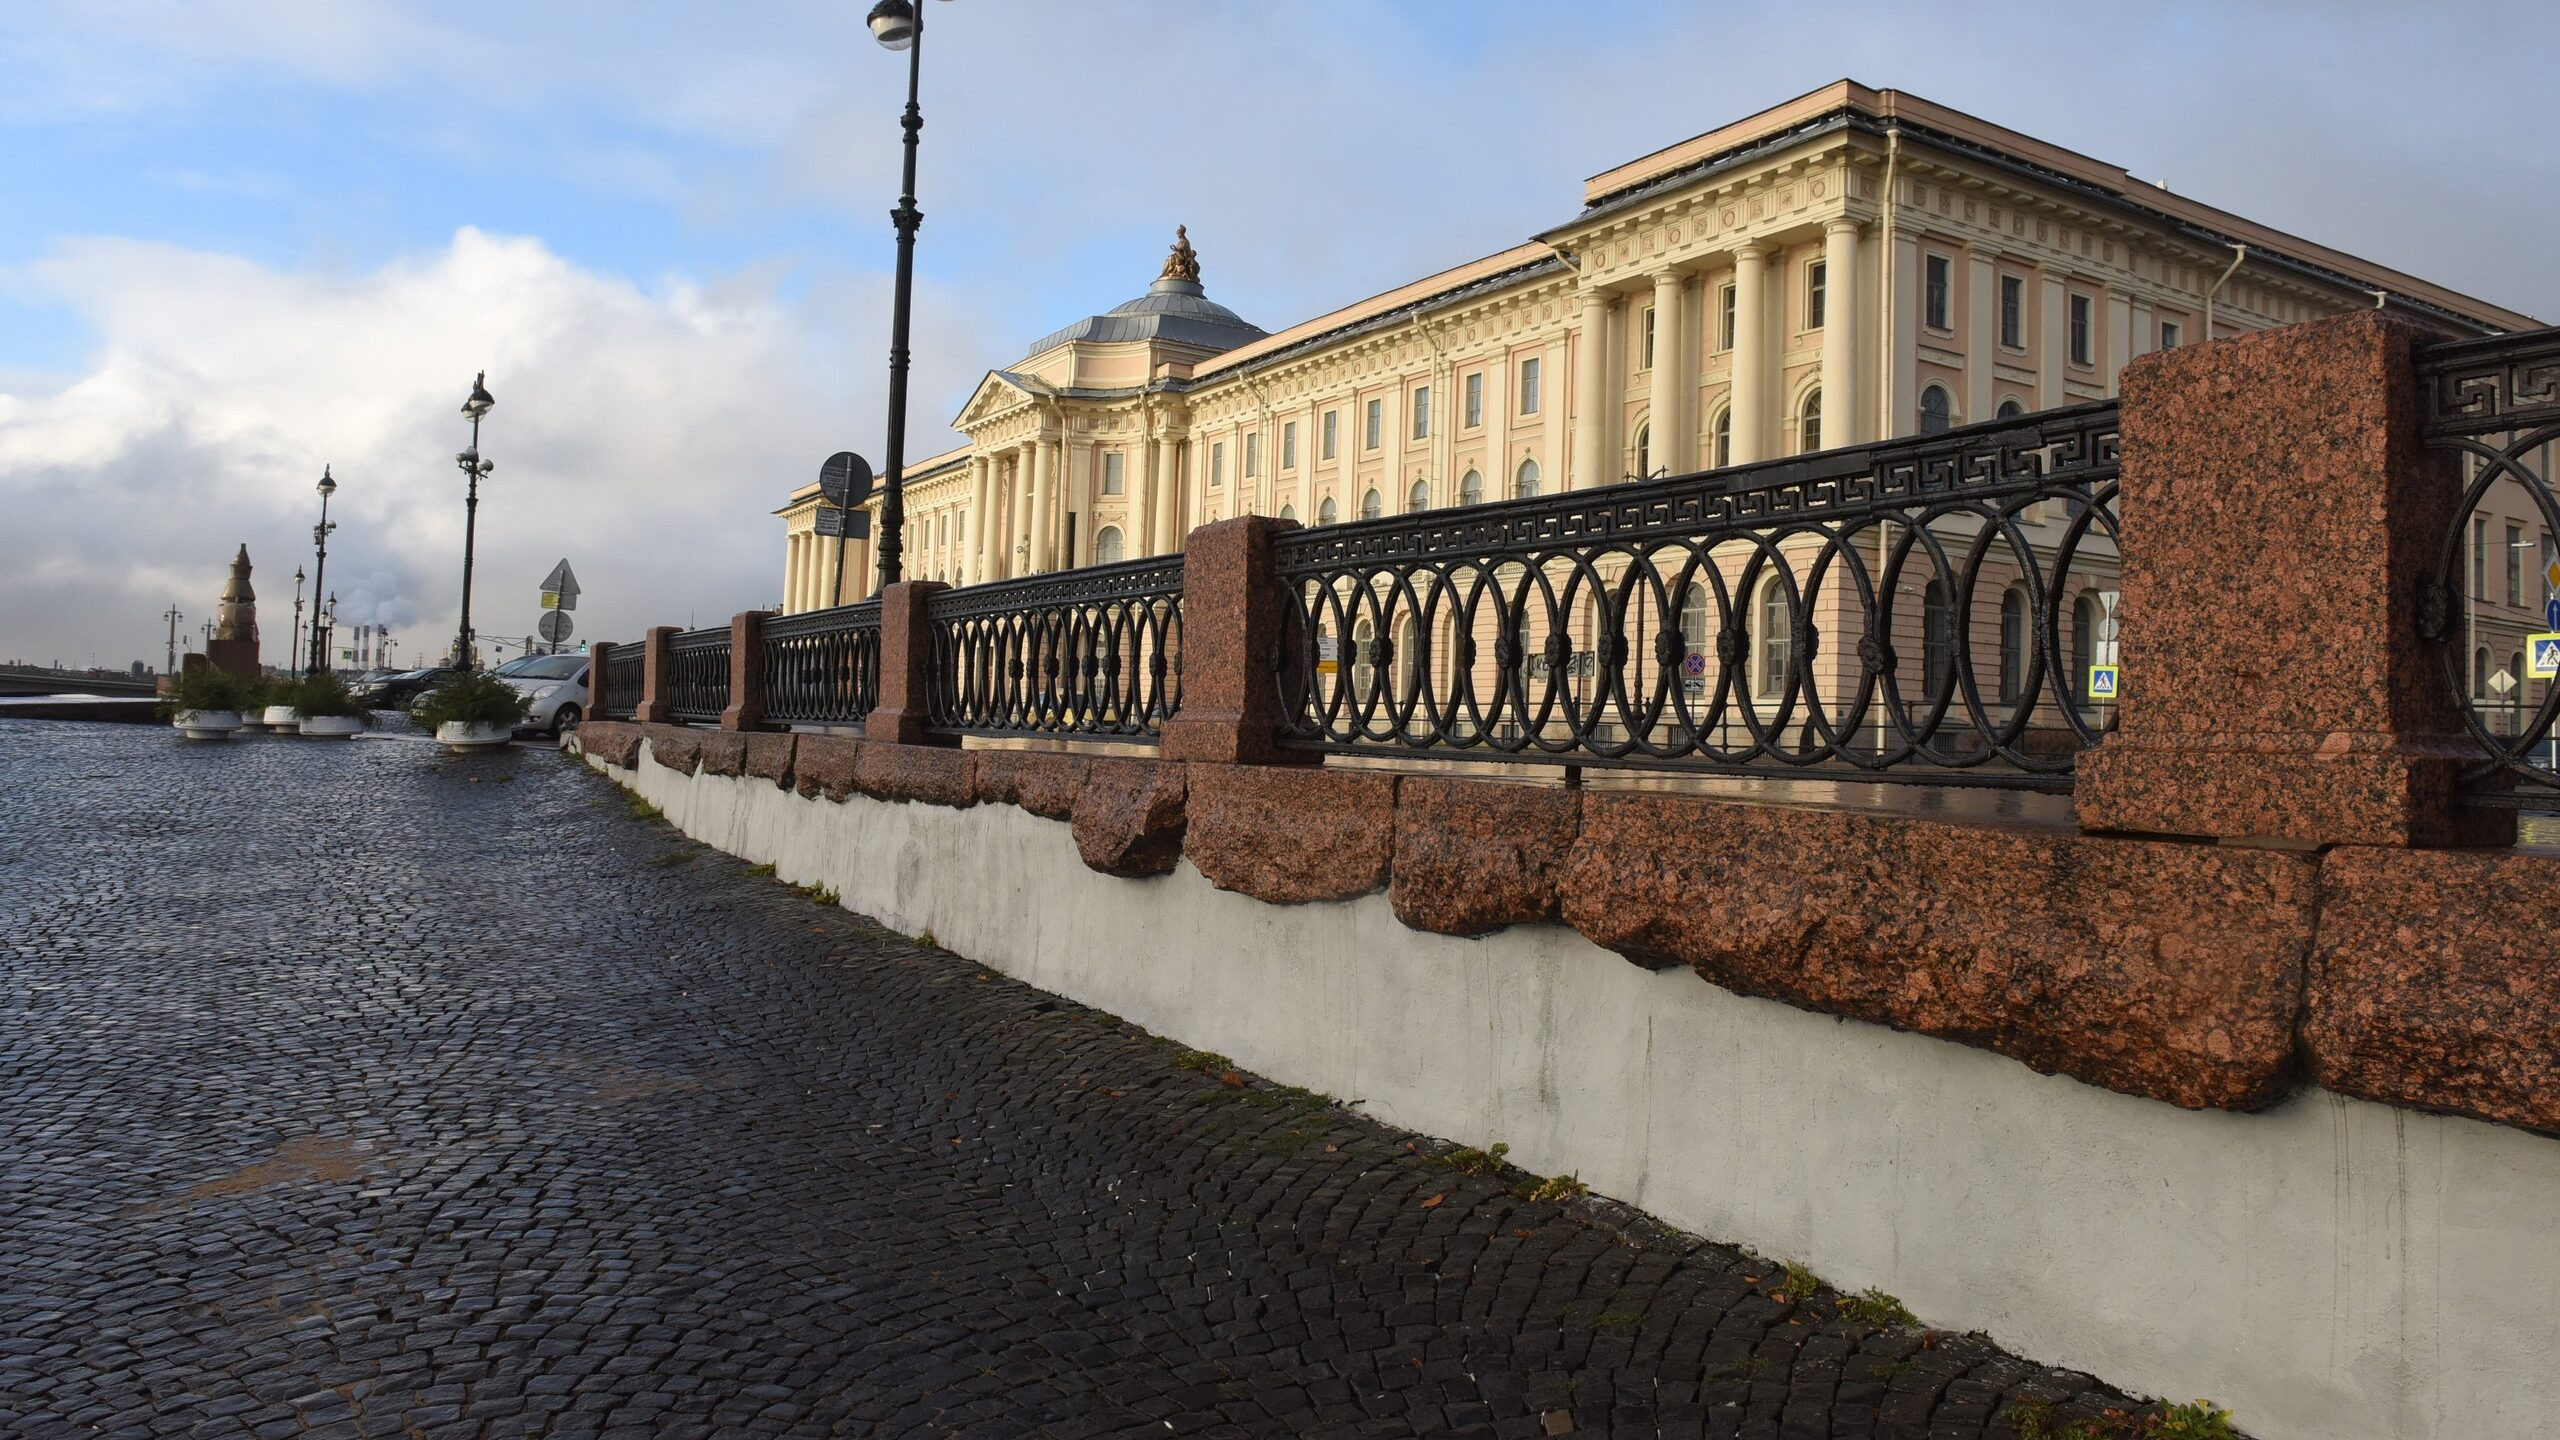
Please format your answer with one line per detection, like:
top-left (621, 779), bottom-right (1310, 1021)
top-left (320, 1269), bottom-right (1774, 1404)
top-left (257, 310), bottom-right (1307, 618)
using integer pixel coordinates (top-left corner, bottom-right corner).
top-left (455, 373), bottom-right (496, 670)
top-left (865, 0), bottom-right (950, 591)
top-left (324, 593), bottom-right (338, 671)
top-left (307, 467), bottom-right (338, 674)
top-left (289, 566), bottom-right (307, 672)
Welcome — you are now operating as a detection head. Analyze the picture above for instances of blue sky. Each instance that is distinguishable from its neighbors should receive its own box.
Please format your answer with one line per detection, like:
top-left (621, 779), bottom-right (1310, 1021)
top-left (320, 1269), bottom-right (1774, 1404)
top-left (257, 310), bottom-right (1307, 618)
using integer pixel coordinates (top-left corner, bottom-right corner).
top-left (4, 1), bottom-right (2556, 666)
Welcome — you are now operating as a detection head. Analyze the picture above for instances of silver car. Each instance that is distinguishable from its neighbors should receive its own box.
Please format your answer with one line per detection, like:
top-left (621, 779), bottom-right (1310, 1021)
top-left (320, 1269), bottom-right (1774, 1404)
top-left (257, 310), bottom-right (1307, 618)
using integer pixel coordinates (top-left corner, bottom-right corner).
top-left (491, 654), bottom-right (589, 738)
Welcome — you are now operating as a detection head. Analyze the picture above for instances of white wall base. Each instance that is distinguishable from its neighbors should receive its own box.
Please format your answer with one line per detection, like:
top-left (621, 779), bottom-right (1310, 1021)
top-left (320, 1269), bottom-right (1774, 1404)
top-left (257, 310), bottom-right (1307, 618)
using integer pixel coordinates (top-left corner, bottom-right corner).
top-left (606, 744), bottom-right (2560, 1440)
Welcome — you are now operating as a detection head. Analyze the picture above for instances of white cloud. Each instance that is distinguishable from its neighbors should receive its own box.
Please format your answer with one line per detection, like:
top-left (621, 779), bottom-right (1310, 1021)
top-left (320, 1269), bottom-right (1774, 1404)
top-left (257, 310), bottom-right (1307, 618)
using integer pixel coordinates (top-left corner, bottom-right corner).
top-left (0, 227), bottom-right (987, 667)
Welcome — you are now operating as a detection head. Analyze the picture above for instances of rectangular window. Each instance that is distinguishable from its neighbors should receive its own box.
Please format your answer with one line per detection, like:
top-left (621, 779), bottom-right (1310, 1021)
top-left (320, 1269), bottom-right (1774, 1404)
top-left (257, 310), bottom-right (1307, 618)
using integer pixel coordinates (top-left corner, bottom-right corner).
top-left (2069, 294), bottom-right (2094, 366)
top-left (1519, 356), bottom-right (1541, 414)
top-left (1640, 307), bottom-right (1657, 370)
top-left (1282, 421), bottom-right (1297, 470)
top-left (1364, 399), bottom-right (1382, 451)
top-left (1210, 442), bottom-right (1225, 488)
top-left (1244, 431), bottom-right (1260, 478)
top-left (1411, 386), bottom-right (1430, 441)
top-left (1924, 255), bottom-right (1951, 331)
top-left (1806, 260), bottom-right (1828, 329)
top-left (1464, 372), bottom-right (1483, 428)
top-left (1717, 284), bottom-right (1736, 351)
top-left (2509, 522), bottom-right (2525, 606)
top-left (2159, 319), bottom-right (2182, 350)
top-left (1102, 451), bottom-right (1124, 495)
top-left (2474, 515), bottom-right (2488, 599)
top-left (1322, 410), bottom-right (1338, 460)
top-left (1999, 275), bottom-right (2025, 349)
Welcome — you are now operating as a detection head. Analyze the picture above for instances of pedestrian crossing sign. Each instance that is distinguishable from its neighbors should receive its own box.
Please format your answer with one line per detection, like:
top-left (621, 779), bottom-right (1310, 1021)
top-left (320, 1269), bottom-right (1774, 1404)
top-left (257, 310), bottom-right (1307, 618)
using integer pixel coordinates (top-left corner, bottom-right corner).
top-left (2088, 664), bottom-right (2120, 701)
top-left (2529, 633), bottom-right (2560, 680)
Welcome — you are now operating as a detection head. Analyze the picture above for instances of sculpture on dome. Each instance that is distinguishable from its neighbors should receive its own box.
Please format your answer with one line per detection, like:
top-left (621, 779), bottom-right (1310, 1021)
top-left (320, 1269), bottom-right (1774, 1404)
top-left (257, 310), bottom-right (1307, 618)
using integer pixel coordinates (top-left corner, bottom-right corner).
top-left (1159, 225), bottom-right (1200, 284)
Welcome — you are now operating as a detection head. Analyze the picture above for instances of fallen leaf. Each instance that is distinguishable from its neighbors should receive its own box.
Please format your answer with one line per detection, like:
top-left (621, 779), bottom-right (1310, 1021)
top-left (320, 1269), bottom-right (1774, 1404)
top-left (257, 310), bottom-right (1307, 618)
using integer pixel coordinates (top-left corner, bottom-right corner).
top-left (1420, 1194), bottom-right (1445, 1209)
top-left (1219, 1071), bottom-right (1244, 1088)
top-left (1324, 1144), bottom-right (1337, 1153)
top-left (1513, 1228), bottom-right (1537, 1239)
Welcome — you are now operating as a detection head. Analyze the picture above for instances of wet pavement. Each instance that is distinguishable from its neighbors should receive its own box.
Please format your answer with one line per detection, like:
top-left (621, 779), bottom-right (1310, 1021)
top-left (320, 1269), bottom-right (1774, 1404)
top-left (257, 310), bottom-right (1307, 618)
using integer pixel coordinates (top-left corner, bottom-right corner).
top-left (1, 718), bottom-right (2173, 1438)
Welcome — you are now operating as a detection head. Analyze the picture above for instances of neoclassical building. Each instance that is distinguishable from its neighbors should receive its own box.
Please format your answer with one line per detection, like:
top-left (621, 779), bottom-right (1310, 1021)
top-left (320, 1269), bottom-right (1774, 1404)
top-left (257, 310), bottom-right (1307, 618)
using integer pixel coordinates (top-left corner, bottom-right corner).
top-left (778, 80), bottom-right (2536, 611)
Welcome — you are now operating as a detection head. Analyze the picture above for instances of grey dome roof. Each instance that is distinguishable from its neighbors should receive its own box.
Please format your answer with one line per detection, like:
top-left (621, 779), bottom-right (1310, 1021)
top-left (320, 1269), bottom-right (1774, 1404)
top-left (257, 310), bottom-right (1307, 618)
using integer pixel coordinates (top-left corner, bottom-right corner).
top-left (1022, 274), bottom-right (1267, 358)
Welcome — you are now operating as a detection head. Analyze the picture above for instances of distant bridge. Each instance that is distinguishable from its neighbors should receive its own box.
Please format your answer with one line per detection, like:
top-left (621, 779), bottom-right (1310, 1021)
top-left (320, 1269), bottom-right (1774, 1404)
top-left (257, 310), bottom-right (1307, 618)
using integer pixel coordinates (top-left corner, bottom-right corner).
top-left (0, 668), bottom-right (162, 698)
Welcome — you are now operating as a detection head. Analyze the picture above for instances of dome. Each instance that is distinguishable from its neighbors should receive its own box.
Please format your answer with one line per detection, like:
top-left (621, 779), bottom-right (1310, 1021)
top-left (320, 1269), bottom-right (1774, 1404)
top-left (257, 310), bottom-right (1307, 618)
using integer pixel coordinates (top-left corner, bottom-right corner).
top-left (1022, 227), bottom-right (1266, 358)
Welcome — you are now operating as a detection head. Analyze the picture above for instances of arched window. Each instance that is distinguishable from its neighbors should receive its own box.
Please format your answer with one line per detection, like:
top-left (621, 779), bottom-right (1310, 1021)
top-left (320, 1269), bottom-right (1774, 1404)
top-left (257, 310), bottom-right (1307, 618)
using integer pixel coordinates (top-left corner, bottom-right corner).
top-left (1633, 423), bottom-right (1651, 480)
top-left (1360, 487), bottom-right (1383, 520)
top-left (2475, 646), bottom-right (2492, 698)
top-left (1678, 583), bottom-right (1709, 693)
top-left (1999, 586), bottom-right (2031, 704)
top-left (1351, 618), bottom-right (1376, 707)
top-left (1460, 469), bottom-right (1484, 505)
top-left (1996, 398), bottom-right (2025, 420)
top-left (1318, 496), bottom-right (1338, 525)
top-left (1753, 574), bottom-right (1793, 698)
top-left (1513, 459), bottom-right (1541, 499)
top-left (1093, 526), bottom-right (1124, 565)
top-left (1798, 389), bottom-right (1823, 453)
top-left (1922, 580), bottom-right (1954, 699)
top-left (1920, 385), bottom-right (1953, 435)
top-left (2071, 592), bottom-right (2098, 702)
top-left (1710, 407), bottom-right (1732, 467)
top-left (1408, 479), bottom-right (1429, 513)
top-left (1396, 616), bottom-right (1421, 701)
top-left (1279, 502), bottom-right (1296, 522)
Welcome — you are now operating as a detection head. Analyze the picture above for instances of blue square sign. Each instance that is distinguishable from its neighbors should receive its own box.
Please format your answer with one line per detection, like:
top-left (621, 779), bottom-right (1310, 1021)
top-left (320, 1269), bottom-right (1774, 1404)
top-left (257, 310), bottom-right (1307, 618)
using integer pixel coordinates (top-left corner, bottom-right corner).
top-left (2528, 633), bottom-right (2560, 680)
top-left (2088, 664), bottom-right (2120, 701)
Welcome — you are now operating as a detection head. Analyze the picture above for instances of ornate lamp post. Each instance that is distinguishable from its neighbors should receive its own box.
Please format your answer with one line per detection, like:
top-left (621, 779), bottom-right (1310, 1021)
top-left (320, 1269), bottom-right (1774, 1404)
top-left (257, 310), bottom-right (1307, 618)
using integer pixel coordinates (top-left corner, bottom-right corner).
top-left (863, 0), bottom-right (952, 590)
top-left (323, 593), bottom-right (338, 671)
top-left (289, 566), bottom-right (307, 672)
top-left (455, 372), bottom-right (496, 670)
top-left (307, 467), bottom-right (338, 674)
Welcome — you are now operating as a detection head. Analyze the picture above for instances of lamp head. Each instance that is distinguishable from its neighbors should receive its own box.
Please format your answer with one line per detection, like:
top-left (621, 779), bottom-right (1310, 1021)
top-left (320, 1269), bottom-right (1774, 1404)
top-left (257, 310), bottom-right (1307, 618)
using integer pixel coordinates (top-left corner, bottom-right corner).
top-left (462, 371), bottom-right (495, 419)
top-left (867, 0), bottom-right (917, 49)
top-left (316, 464), bottom-right (337, 499)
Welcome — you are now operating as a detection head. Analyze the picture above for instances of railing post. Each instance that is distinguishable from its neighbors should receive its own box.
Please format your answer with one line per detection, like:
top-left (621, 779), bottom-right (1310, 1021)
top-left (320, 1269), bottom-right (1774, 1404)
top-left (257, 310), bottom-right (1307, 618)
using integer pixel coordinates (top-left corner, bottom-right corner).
top-left (2076, 311), bottom-right (2512, 848)
top-left (864, 581), bottom-right (953, 746)
top-left (720, 610), bottom-right (774, 731)
top-left (586, 640), bottom-right (613, 720)
top-left (636, 624), bottom-right (678, 725)
top-left (1160, 514), bottom-right (1305, 766)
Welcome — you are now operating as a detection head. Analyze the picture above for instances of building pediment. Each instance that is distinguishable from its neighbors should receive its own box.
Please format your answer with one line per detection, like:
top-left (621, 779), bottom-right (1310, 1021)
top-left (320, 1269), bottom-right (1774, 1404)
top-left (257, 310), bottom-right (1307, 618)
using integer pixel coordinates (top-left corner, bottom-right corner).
top-left (955, 370), bottom-right (1051, 431)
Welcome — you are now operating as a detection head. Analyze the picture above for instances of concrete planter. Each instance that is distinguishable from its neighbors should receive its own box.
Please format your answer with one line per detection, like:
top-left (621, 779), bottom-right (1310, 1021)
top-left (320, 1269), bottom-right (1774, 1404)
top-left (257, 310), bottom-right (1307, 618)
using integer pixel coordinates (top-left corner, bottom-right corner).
top-left (173, 709), bottom-right (242, 740)
top-left (299, 714), bottom-right (365, 739)
top-left (261, 705), bottom-right (303, 730)
top-left (436, 720), bottom-right (513, 752)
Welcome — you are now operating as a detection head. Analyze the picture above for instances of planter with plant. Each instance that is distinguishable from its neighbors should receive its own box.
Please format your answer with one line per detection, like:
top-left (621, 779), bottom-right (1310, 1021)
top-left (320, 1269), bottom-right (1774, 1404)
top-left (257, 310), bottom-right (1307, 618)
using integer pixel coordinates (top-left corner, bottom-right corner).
top-left (256, 673), bottom-right (302, 730)
top-left (411, 670), bottom-right (530, 752)
top-left (292, 671), bottom-right (372, 738)
top-left (162, 666), bottom-right (254, 740)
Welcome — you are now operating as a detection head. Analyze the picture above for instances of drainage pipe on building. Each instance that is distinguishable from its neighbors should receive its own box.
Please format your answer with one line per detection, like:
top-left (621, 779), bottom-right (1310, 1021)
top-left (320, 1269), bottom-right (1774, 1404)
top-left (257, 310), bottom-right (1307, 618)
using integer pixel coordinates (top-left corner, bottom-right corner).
top-left (2202, 242), bottom-right (2248, 341)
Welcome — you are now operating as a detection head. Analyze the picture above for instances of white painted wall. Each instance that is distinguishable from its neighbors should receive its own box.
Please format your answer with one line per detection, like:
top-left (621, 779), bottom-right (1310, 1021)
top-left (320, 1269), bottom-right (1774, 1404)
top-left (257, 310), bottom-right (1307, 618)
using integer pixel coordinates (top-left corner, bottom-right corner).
top-left (606, 742), bottom-right (2560, 1440)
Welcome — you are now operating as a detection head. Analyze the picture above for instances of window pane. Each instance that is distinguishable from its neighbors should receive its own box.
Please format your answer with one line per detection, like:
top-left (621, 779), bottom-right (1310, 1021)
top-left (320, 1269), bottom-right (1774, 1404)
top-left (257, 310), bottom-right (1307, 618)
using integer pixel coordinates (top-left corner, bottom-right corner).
top-left (2510, 523), bottom-right (2525, 606)
top-left (1800, 390), bottom-right (1821, 453)
top-left (1465, 372), bottom-right (1483, 427)
top-left (1413, 386), bottom-right (1430, 440)
top-left (1807, 261), bottom-right (1827, 329)
top-left (1282, 422), bottom-right (1297, 469)
top-left (1919, 386), bottom-right (1951, 435)
top-left (2070, 295), bottom-right (2093, 365)
top-left (1521, 357), bottom-right (1541, 414)
top-left (1461, 469), bottom-right (1483, 505)
top-left (1641, 308), bottom-right (1656, 370)
top-left (1245, 432), bottom-right (1259, 477)
top-left (1513, 459), bottom-right (1540, 499)
top-left (1102, 451), bottom-right (1124, 495)
top-left (1211, 442), bottom-right (1224, 485)
top-left (2000, 276), bottom-right (2024, 348)
top-left (1925, 255), bottom-right (1950, 330)
top-left (1408, 480), bottom-right (1428, 512)
top-left (1322, 411), bottom-right (1337, 459)
top-left (1365, 400), bottom-right (1381, 450)
top-left (2000, 588), bottom-right (2028, 704)
top-left (1718, 285), bottom-right (1736, 350)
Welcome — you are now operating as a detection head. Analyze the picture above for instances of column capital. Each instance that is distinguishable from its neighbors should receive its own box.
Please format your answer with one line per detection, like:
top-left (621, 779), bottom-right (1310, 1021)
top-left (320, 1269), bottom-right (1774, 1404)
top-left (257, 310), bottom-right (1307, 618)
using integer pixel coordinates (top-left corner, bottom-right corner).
top-left (1733, 238), bottom-right (1769, 262)
top-left (1823, 216), bottom-right (1864, 238)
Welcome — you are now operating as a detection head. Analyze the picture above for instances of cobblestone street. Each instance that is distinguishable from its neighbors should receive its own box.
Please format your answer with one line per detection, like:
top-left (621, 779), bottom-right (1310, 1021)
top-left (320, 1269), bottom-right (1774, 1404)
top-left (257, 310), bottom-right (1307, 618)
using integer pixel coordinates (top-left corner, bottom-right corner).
top-left (1, 719), bottom-right (2161, 1439)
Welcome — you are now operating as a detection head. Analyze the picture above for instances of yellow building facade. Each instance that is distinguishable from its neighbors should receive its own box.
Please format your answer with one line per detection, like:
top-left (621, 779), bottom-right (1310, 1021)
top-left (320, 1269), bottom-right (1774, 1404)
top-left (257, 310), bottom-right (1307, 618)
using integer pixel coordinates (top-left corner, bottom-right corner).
top-left (778, 81), bottom-right (2535, 611)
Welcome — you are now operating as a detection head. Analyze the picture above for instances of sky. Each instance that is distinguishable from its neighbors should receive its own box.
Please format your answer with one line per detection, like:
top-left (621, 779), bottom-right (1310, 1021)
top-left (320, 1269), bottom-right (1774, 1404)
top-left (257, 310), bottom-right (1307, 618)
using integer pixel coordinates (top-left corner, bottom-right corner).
top-left (3, 0), bottom-right (2555, 671)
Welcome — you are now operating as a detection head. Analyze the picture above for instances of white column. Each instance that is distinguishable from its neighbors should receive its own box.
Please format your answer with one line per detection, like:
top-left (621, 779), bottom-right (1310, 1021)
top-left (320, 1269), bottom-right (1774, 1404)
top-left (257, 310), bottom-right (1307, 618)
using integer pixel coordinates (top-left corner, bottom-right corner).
top-left (784, 534), bottom-right (801, 614)
top-left (1569, 287), bottom-right (1612, 491)
top-left (1822, 220), bottom-right (1863, 446)
top-left (1486, 351), bottom-right (1509, 497)
top-left (1731, 242), bottom-right (1769, 464)
top-left (1013, 444), bottom-right (1036, 577)
top-left (967, 456), bottom-right (990, 583)
top-left (1542, 330), bottom-right (1567, 494)
top-left (1150, 437), bottom-right (1177, 554)
top-left (2038, 271), bottom-right (2069, 409)
top-left (2105, 289), bottom-right (2135, 393)
top-left (1651, 268), bottom-right (1688, 475)
top-left (1887, 229), bottom-right (1920, 438)
top-left (1028, 438), bottom-right (1056, 572)
top-left (1965, 248), bottom-right (1997, 428)
top-left (1128, 431), bottom-right (1154, 558)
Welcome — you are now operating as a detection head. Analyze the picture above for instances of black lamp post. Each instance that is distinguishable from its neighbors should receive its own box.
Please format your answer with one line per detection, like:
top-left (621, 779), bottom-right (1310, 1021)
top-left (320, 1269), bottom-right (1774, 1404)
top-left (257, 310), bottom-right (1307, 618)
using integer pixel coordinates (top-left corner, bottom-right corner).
top-left (455, 372), bottom-right (496, 670)
top-left (864, 0), bottom-right (949, 591)
top-left (289, 566), bottom-right (306, 672)
top-left (307, 467), bottom-right (338, 674)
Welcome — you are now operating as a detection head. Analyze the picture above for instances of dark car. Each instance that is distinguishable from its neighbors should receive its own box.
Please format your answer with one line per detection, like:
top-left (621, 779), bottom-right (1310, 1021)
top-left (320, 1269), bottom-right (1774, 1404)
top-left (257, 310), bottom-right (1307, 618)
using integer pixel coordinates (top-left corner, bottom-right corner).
top-left (353, 667), bottom-right (456, 709)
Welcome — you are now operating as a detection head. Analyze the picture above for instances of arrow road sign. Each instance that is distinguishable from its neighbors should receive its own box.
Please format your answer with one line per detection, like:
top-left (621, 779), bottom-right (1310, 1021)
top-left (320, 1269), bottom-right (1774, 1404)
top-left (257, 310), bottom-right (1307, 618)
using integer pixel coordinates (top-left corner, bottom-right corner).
top-left (538, 559), bottom-right (580, 611)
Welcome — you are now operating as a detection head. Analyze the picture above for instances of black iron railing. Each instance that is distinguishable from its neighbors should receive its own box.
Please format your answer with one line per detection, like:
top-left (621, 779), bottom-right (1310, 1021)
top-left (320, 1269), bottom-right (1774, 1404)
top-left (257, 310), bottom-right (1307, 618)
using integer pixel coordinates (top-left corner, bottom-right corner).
top-left (665, 626), bottom-right (732, 724)
top-left (1272, 403), bottom-right (2123, 788)
top-left (597, 645), bottom-right (643, 720)
top-left (2418, 325), bottom-right (2560, 807)
top-left (927, 556), bottom-right (1183, 741)
top-left (762, 600), bottom-right (882, 727)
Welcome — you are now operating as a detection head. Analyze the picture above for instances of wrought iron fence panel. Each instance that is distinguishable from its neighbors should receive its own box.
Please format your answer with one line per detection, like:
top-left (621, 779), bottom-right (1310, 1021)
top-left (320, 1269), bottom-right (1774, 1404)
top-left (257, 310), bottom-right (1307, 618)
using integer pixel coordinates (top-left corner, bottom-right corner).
top-left (2418, 326), bottom-right (2560, 806)
top-left (664, 626), bottom-right (732, 724)
top-left (761, 601), bottom-right (881, 727)
top-left (1273, 403), bottom-right (2122, 788)
top-left (597, 646), bottom-right (644, 720)
top-left (927, 557), bottom-right (1183, 741)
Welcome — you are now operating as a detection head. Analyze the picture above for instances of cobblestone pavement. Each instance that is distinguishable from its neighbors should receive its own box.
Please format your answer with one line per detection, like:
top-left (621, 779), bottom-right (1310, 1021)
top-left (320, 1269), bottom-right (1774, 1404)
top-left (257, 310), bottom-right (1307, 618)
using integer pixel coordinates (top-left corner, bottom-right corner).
top-left (2, 720), bottom-right (2171, 1439)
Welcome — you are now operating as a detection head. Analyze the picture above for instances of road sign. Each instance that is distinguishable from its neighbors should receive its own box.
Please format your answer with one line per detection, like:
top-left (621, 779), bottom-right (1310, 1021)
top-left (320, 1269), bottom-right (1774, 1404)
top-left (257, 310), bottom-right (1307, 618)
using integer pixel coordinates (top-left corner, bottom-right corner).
top-left (814, 505), bottom-right (870, 539)
top-left (538, 559), bottom-right (580, 611)
top-left (819, 451), bottom-right (875, 508)
top-left (2087, 664), bottom-right (2120, 701)
top-left (2490, 667), bottom-right (2517, 697)
top-left (2530, 633), bottom-right (2560, 680)
top-left (2546, 597), bottom-right (2559, 631)
top-left (2546, 557), bottom-right (2560, 591)
top-left (538, 611), bottom-right (574, 644)
top-left (2099, 591), bottom-right (2119, 616)
top-left (1682, 652), bottom-right (1707, 678)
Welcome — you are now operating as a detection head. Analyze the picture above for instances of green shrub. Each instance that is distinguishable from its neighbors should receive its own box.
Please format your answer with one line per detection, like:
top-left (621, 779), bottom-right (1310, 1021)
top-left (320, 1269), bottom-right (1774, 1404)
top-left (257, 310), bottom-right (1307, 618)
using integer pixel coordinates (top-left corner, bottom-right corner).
top-left (289, 670), bottom-right (371, 721)
top-left (162, 665), bottom-right (255, 717)
top-left (411, 670), bottom-right (531, 730)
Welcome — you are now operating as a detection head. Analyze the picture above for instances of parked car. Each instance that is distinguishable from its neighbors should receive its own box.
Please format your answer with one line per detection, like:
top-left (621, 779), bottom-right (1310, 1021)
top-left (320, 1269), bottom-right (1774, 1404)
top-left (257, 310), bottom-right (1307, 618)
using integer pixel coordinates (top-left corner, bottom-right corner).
top-left (352, 667), bottom-right (456, 709)
top-left (491, 654), bottom-right (588, 738)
